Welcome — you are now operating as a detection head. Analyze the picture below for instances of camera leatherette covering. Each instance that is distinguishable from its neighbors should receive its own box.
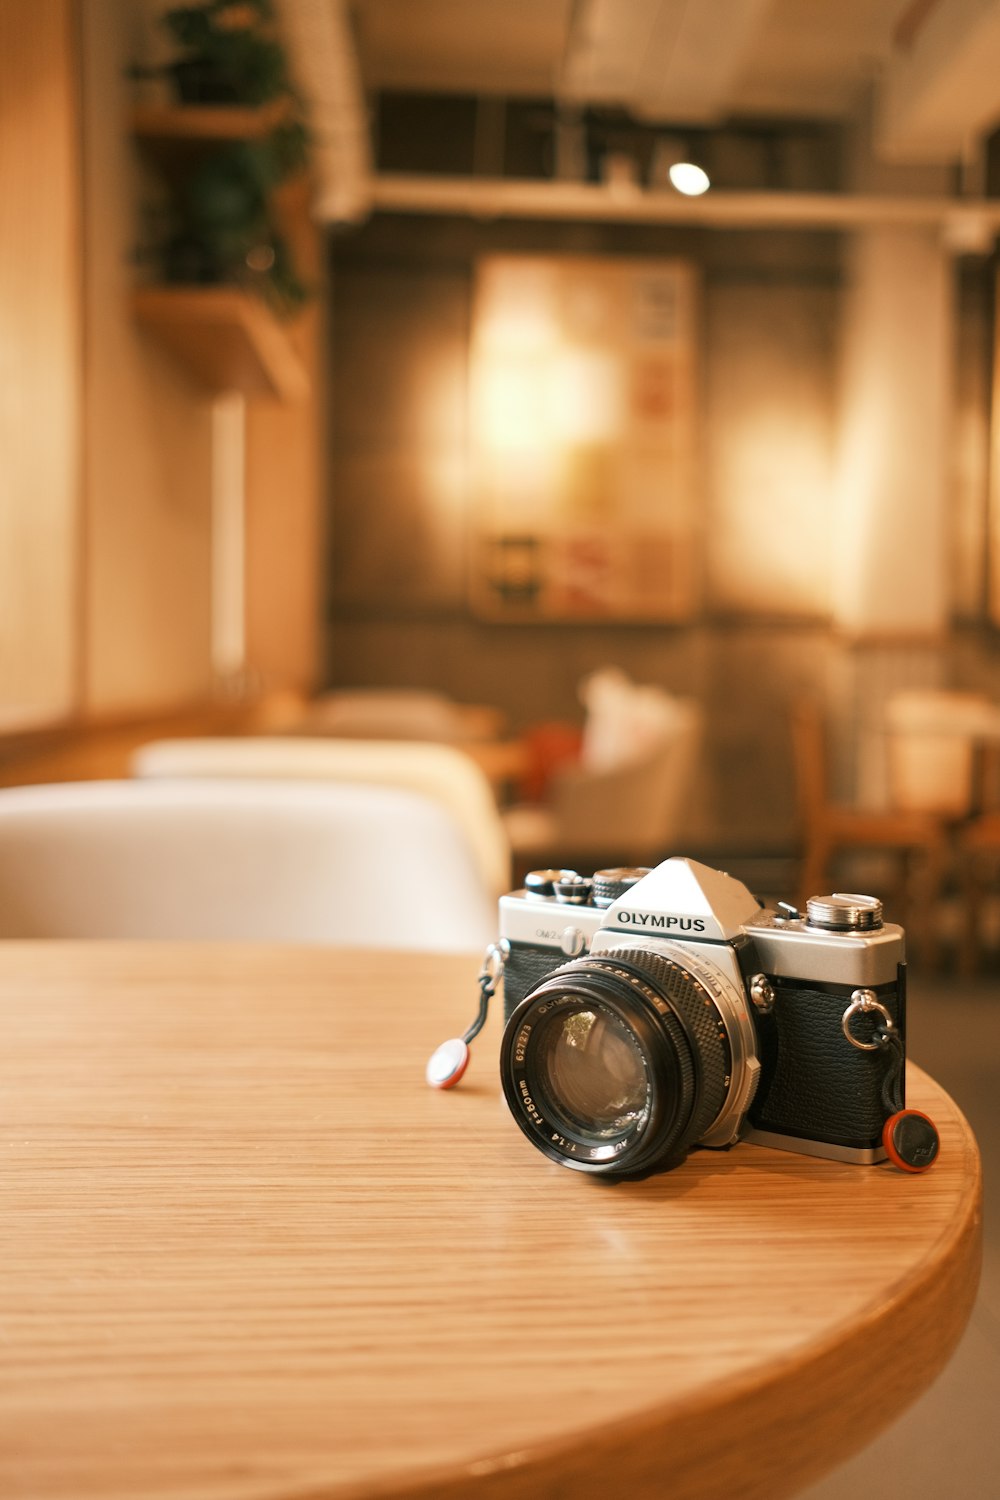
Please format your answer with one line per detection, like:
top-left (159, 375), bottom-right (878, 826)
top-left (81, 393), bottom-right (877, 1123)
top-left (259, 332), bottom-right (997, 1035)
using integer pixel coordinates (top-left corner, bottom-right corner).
top-left (503, 945), bottom-right (567, 1021)
top-left (748, 975), bottom-right (905, 1150)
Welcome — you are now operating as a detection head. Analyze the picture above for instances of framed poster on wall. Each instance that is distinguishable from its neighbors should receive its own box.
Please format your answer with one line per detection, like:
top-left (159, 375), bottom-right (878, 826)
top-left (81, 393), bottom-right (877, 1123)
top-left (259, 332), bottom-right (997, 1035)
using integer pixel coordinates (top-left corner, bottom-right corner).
top-left (469, 254), bottom-right (700, 622)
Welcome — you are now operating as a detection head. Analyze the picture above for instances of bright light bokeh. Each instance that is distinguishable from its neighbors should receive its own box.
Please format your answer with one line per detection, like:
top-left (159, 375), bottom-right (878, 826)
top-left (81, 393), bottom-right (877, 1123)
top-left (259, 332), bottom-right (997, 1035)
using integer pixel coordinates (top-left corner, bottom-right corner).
top-left (477, 355), bottom-right (551, 452)
top-left (668, 162), bottom-right (710, 196)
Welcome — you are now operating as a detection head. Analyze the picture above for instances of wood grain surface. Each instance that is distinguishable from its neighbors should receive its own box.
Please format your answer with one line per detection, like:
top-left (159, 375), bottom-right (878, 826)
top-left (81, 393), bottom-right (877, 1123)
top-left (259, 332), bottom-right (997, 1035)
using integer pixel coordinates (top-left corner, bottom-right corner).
top-left (0, 943), bottom-right (981, 1500)
top-left (0, 0), bottom-right (81, 729)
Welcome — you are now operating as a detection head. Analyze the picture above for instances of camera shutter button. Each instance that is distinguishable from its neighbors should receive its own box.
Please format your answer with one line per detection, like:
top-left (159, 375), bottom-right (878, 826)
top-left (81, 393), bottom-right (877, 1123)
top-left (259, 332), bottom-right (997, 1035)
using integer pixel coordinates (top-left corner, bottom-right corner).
top-left (554, 873), bottom-right (593, 905)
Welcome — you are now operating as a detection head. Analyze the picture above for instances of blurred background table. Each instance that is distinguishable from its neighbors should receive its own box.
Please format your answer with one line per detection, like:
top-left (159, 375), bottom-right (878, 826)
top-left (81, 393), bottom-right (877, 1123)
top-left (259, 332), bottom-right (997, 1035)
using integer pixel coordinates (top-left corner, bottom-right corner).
top-left (0, 943), bottom-right (981, 1500)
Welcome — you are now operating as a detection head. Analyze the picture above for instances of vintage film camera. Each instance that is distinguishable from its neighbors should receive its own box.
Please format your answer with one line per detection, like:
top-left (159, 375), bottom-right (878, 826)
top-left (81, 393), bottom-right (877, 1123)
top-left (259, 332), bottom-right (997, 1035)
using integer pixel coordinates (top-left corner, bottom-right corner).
top-left (492, 857), bottom-right (918, 1177)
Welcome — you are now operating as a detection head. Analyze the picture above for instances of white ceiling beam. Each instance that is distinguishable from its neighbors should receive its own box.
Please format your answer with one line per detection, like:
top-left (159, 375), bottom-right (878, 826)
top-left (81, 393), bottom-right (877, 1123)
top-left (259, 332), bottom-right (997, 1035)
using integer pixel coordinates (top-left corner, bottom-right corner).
top-left (877, 0), bottom-right (1000, 162)
top-left (370, 171), bottom-right (1000, 243)
top-left (275, 0), bottom-right (372, 222)
top-left (560, 0), bottom-right (775, 123)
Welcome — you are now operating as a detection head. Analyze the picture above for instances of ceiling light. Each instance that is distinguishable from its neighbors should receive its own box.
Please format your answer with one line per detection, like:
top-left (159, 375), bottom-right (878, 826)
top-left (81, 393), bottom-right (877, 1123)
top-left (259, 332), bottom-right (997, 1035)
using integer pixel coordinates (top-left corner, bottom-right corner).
top-left (668, 160), bottom-right (710, 196)
top-left (650, 137), bottom-right (710, 197)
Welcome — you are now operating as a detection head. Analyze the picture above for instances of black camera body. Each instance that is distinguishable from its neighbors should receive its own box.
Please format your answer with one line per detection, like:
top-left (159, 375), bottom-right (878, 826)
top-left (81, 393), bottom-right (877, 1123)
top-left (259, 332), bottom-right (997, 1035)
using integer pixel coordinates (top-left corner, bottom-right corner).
top-left (498, 858), bottom-right (906, 1176)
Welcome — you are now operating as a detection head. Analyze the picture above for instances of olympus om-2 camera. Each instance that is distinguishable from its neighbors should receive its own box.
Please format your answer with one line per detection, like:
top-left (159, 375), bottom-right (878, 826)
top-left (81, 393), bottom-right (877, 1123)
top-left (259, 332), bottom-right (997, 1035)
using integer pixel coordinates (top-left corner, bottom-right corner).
top-left (496, 857), bottom-right (910, 1177)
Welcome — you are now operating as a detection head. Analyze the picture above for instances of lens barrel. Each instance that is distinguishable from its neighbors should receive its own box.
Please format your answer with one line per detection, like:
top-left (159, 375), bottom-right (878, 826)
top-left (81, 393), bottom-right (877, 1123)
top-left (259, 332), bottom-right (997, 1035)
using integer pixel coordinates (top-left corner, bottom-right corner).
top-left (500, 949), bottom-right (732, 1176)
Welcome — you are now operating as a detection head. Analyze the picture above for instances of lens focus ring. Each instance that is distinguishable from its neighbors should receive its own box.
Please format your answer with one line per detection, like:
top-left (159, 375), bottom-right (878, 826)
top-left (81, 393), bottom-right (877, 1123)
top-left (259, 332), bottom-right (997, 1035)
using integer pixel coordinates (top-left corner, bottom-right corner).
top-left (584, 951), bottom-right (729, 1148)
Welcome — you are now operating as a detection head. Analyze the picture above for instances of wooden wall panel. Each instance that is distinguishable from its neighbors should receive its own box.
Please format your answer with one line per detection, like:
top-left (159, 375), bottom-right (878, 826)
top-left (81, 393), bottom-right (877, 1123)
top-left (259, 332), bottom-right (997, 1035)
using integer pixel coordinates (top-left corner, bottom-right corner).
top-left (243, 178), bottom-right (326, 693)
top-left (80, 0), bottom-right (215, 716)
top-left (0, 0), bottom-right (326, 743)
top-left (0, 0), bottom-right (81, 730)
top-left (243, 372), bottom-right (325, 693)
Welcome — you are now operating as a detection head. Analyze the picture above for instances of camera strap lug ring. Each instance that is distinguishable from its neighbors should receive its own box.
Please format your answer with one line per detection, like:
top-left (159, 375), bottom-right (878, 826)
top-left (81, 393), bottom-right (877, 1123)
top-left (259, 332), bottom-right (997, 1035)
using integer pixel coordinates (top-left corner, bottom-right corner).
top-left (842, 989), bottom-right (895, 1051)
top-left (464, 939), bottom-right (509, 1044)
top-left (480, 939), bottom-right (509, 991)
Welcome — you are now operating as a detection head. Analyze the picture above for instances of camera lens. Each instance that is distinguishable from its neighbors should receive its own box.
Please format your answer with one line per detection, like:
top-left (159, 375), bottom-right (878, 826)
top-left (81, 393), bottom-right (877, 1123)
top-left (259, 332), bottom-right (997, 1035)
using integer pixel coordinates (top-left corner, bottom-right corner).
top-left (500, 949), bottom-right (733, 1176)
top-left (533, 1004), bottom-right (649, 1140)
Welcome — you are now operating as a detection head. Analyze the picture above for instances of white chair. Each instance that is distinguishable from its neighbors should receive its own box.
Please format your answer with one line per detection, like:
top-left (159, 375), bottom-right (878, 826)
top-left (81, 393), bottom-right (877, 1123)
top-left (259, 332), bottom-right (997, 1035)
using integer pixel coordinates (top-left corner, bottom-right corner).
top-left (0, 779), bottom-right (496, 952)
top-left (130, 736), bottom-right (511, 900)
top-left (503, 698), bottom-right (704, 875)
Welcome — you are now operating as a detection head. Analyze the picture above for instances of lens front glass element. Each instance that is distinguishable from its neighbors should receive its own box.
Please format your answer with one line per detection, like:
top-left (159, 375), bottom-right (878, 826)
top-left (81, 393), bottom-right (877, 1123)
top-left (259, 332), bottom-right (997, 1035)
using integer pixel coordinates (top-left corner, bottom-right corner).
top-left (536, 1004), bottom-right (649, 1141)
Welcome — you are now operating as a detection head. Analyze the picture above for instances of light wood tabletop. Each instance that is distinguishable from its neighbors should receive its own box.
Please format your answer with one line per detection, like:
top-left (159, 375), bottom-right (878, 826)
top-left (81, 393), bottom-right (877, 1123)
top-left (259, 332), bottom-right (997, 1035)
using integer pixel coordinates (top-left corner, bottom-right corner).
top-left (0, 943), bottom-right (981, 1500)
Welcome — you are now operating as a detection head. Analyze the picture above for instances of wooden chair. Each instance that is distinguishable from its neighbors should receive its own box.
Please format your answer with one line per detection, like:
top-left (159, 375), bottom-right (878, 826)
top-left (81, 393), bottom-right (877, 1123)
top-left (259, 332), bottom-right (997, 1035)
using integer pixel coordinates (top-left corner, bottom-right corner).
top-left (790, 698), bottom-right (950, 965)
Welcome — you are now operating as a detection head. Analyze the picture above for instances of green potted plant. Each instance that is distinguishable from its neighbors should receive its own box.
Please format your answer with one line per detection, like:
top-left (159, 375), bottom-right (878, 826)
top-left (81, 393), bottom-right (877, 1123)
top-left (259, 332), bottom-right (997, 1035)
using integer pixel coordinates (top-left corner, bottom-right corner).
top-left (160, 0), bottom-right (293, 105)
top-left (134, 0), bottom-right (311, 316)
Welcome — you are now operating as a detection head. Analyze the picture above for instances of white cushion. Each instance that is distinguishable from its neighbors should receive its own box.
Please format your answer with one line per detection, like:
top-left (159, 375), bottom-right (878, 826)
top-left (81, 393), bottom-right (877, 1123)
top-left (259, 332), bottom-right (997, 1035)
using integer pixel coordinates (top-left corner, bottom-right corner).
top-left (579, 667), bottom-right (691, 773)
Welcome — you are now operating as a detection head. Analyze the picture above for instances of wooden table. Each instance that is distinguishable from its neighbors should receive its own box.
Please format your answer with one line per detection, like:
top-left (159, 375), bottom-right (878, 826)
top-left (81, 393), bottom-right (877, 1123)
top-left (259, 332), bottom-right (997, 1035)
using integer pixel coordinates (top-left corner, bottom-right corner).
top-left (0, 944), bottom-right (981, 1500)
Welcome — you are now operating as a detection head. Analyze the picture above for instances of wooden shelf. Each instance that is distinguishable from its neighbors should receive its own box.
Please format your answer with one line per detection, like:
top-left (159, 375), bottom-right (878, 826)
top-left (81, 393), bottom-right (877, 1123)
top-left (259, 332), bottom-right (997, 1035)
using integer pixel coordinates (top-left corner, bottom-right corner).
top-left (131, 99), bottom-right (293, 143)
top-left (130, 100), bottom-right (303, 186)
top-left (129, 101), bottom-right (313, 402)
top-left (132, 286), bottom-right (310, 401)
